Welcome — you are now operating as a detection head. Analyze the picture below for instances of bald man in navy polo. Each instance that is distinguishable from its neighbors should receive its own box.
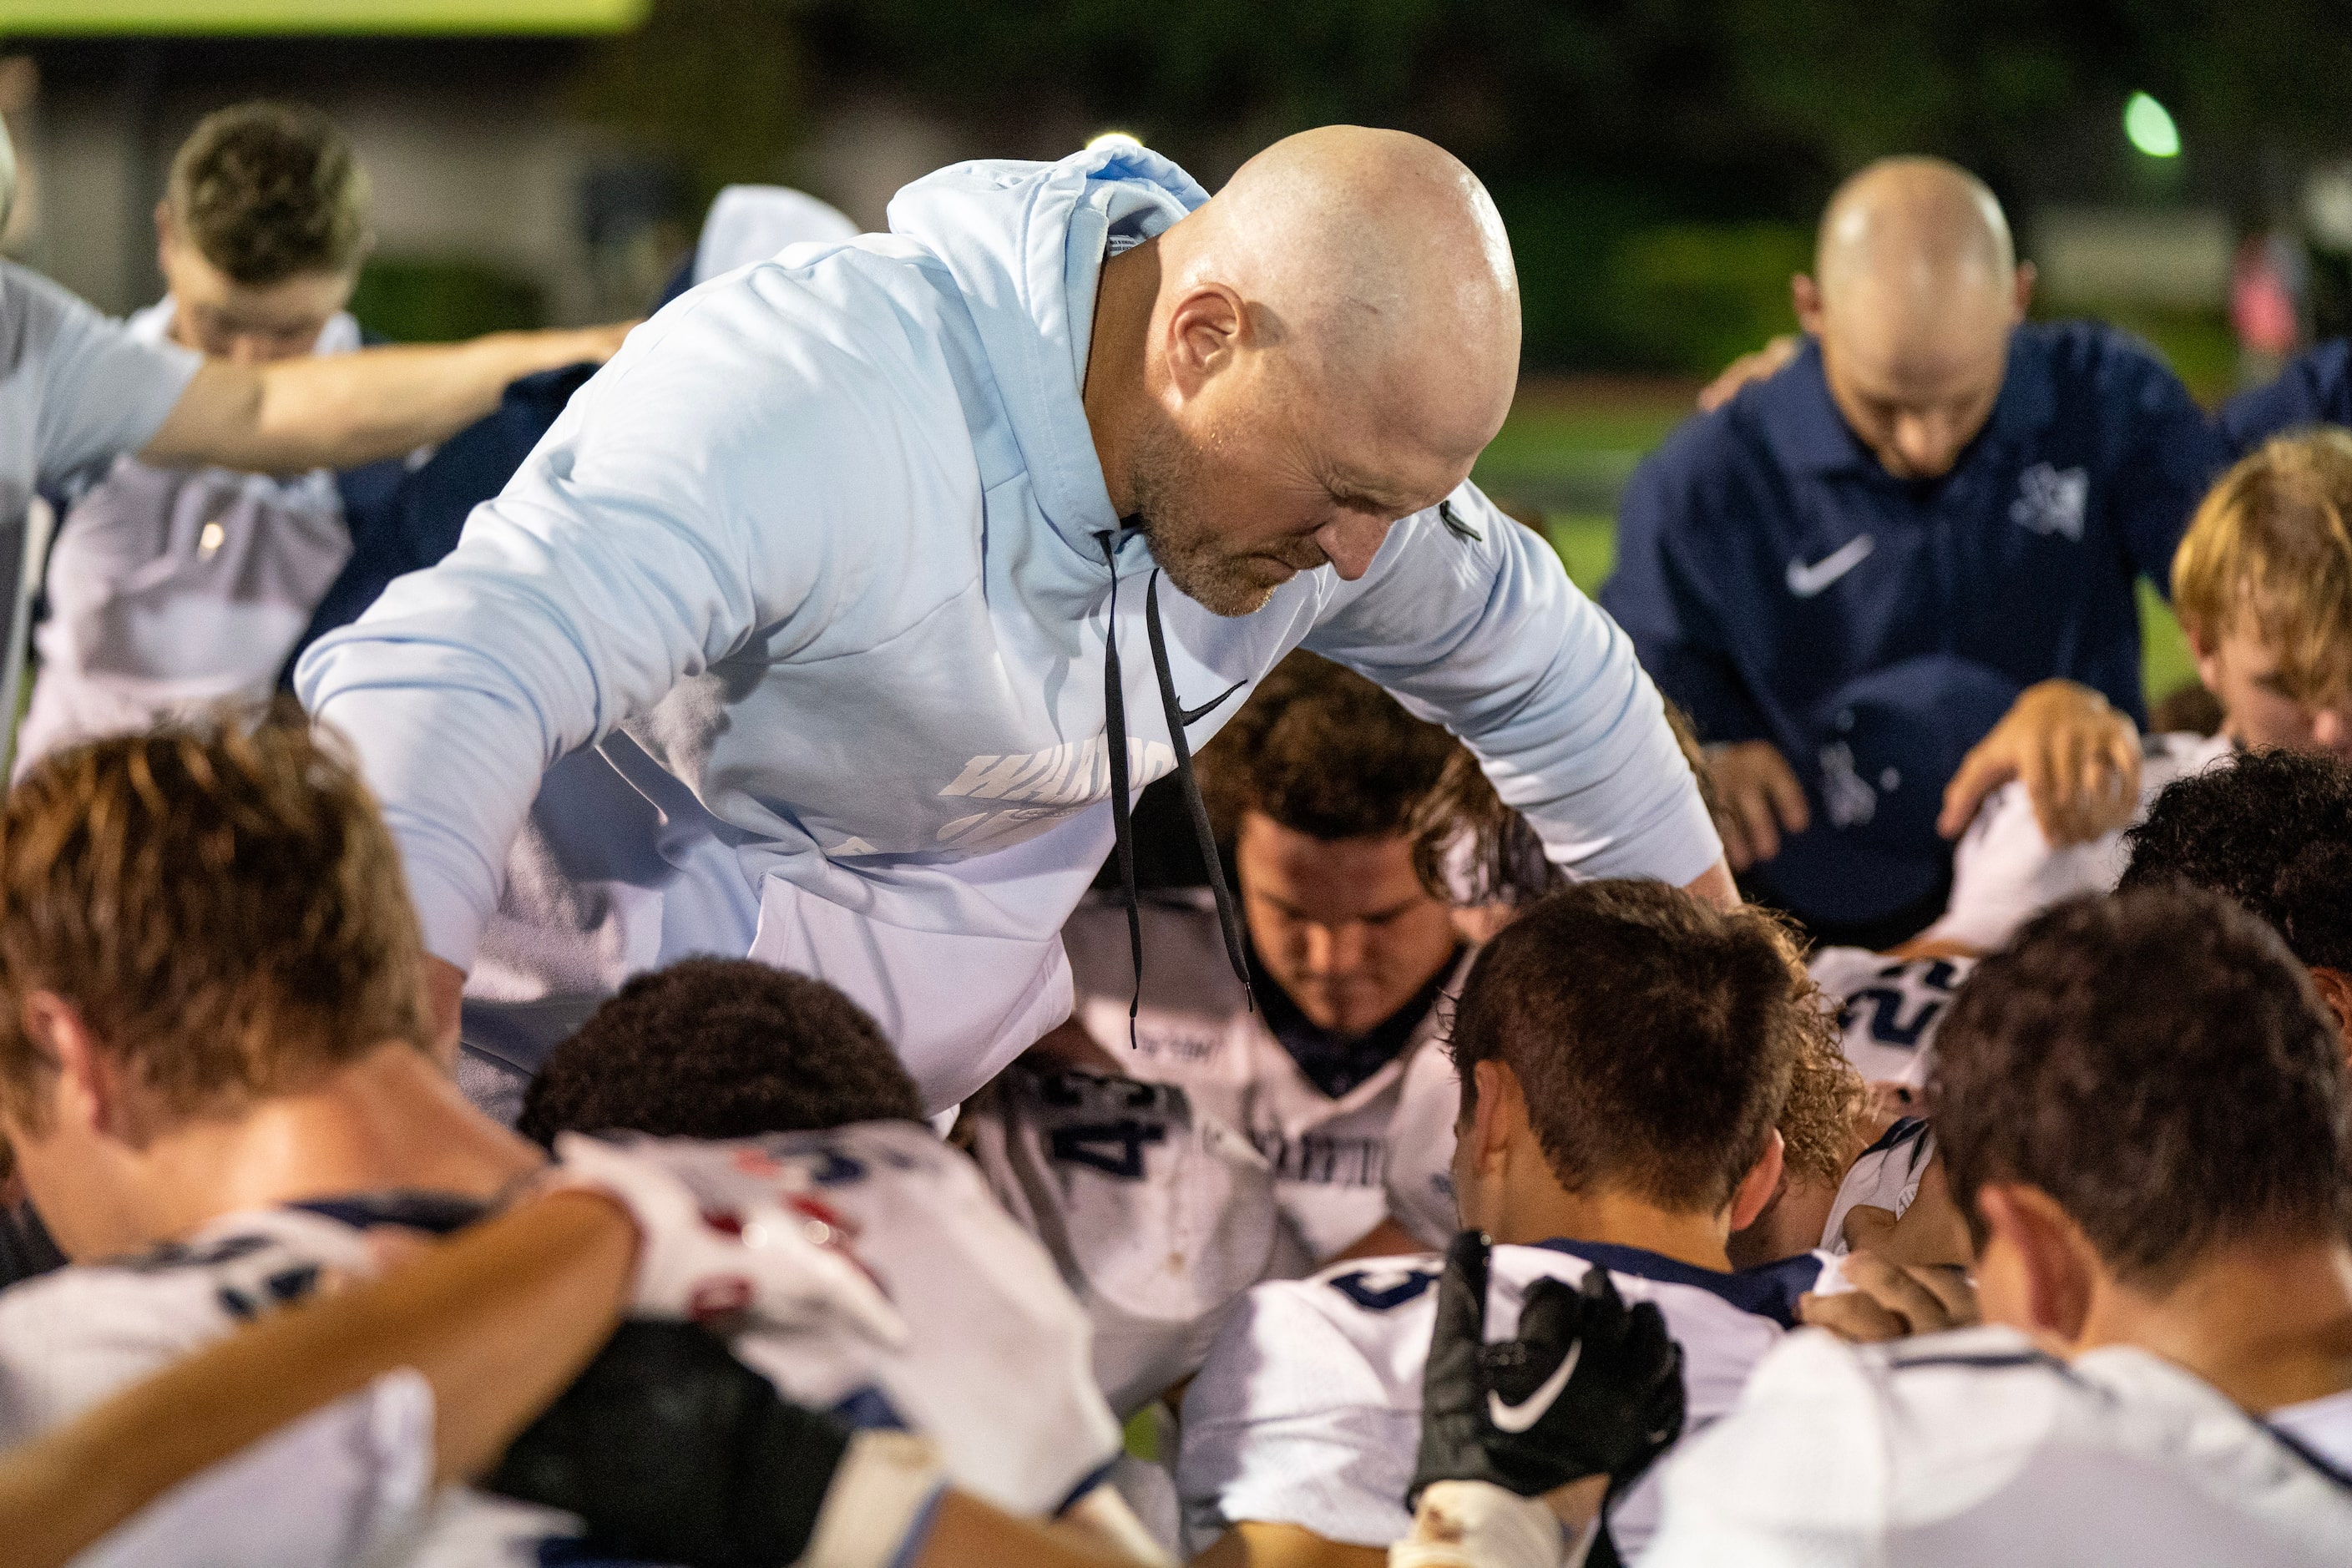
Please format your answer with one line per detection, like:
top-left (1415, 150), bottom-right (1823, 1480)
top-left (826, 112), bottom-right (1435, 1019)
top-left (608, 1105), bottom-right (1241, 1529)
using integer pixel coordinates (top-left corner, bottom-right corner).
top-left (1602, 157), bottom-right (2238, 943)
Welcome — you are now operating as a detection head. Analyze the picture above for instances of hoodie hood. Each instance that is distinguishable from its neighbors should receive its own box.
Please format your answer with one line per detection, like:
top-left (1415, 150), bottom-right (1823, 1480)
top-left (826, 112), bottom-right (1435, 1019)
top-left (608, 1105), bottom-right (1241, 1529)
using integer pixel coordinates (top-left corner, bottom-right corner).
top-left (888, 145), bottom-right (1207, 562)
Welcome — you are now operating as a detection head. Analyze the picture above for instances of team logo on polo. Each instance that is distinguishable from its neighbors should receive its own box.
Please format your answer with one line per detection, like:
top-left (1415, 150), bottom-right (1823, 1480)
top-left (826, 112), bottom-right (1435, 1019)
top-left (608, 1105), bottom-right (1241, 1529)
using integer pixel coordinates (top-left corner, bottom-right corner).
top-left (2011, 463), bottom-right (2088, 541)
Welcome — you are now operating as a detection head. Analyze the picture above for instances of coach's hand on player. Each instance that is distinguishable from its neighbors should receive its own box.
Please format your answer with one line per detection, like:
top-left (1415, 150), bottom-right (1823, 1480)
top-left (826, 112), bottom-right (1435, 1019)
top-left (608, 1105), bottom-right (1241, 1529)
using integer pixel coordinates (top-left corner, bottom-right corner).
top-left (1705, 741), bottom-right (1810, 869)
top-left (545, 1133), bottom-right (907, 1347)
top-left (1939, 680), bottom-right (2140, 847)
top-left (1696, 333), bottom-right (1801, 412)
top-left (1798, 1250), bottom-right (1980, 1343)
top-left (1398, 1232), bottom-right (1686, 1568)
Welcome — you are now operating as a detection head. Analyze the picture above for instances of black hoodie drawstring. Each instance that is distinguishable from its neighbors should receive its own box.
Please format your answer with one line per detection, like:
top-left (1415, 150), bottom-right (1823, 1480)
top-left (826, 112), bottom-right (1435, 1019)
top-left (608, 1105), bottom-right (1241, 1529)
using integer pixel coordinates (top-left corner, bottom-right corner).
top-left (1097, 528), bottom-right (1254, 1045)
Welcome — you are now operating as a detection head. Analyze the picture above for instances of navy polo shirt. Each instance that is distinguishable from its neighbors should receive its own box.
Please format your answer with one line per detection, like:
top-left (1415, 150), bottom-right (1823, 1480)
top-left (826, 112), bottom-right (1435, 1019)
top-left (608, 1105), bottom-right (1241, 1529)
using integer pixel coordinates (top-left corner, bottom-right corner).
top-left (1601, 323), bottom-right (2229, 929)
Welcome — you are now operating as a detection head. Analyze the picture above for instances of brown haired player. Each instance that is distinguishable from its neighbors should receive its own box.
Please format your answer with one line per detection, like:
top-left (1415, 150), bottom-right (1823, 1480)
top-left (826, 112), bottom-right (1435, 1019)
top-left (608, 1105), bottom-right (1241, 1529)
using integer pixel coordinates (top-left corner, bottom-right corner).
top-left (1050, 650), bottom-right (1481, 1264)
top-left (1177, 879), bottom-right (1847, 1566)
top-left (1912, 427), bottom-right (2352, 957)
top-left (21, 100), bottom-right (519, 768)
top-left (1641, 885), bottom-right (2352, 1563)
top-left (0, 711), bottom-right (1152, 1568)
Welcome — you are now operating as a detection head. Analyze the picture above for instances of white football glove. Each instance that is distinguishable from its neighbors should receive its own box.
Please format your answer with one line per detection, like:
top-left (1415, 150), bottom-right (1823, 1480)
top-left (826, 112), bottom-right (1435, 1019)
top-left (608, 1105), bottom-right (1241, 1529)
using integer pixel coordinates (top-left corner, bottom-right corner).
top-left (546, 1132), bottom-right (906, 1348)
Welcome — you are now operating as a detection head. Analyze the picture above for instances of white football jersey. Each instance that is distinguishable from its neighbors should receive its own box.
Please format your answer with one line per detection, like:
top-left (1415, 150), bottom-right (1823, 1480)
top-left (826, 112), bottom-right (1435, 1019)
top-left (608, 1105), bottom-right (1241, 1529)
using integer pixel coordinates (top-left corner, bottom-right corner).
top-left (1819, 1115), bottom-right (1935, 1255)
top-left (17, 299), bottom-right (360, 773)
top-left (0, 1192), bottom-right (474, 1449)
top-left (658, 1120), bottom-right (1125, 1516)
top-left (0, 1193), bottom-right (576, 1568)
top-left (1808, 948), bottom-right (1976, 1088)
top-left (1923, 731), bottom-right (2233, 955)
top-left (1645, 1323), bottom-right (2352, 1566)
top-left (1062, 891), bottom-right (1466, 1262)
top-left (1176, 1240), bottom-right (1823, 1557)
top-left (964, 1065), bottom-right (1313, 1417)
top-left (65, 1371), bottom-right (477, 1568)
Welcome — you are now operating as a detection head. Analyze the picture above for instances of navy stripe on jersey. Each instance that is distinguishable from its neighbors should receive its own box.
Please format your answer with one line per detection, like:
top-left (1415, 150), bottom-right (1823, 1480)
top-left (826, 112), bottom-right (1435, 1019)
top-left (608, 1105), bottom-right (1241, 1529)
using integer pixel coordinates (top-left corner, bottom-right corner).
top-left (1886, 1348), bottom-right (2071, 1375)
top-left (1532, 1238), bottom-right (1823, 1328)
top-left (290, 1191), bottom-right (488, 1237)
top-left (2264, 1419), bottom-right (2352, 1495)
top-left (1859, 1115), bottom-right (1932, 1161)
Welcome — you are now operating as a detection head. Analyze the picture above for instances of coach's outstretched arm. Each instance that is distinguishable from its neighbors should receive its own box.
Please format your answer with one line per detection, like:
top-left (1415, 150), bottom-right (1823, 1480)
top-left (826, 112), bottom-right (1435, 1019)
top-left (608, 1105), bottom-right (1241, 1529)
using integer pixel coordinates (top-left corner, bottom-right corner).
top-left (140, 321), bottom-right (631, 474)
top-left (296, 283), bottom-right (872, 1034)
top-left (1304, 482), bottom-right (1732, 908)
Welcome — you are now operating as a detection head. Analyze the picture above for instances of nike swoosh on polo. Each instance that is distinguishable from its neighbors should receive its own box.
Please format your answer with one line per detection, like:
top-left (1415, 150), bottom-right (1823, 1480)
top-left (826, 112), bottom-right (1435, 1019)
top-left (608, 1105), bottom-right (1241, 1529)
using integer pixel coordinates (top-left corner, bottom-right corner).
top-left (1785, 534), bottom-right (1876, 598)
top-left (1486, 1340), bottom-right (1582, 1434)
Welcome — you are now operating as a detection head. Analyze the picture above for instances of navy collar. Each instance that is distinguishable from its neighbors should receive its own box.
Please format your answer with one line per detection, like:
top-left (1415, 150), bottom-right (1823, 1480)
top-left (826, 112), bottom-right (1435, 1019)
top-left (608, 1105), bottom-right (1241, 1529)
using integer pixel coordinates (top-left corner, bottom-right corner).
top-left (1533, 1237), bottom-right (1822, 1328)
top-left (1758, 328), bottom-right (2057, 479)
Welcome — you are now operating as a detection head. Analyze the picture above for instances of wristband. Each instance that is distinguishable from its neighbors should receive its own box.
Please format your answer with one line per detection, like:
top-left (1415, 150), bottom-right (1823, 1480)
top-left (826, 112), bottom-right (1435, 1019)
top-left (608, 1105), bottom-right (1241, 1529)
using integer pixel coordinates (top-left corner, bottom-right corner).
top-left (800, 1430), bottom-right (949, 1568)
top-left (1388, 1479), bottom-right (1565, 1568)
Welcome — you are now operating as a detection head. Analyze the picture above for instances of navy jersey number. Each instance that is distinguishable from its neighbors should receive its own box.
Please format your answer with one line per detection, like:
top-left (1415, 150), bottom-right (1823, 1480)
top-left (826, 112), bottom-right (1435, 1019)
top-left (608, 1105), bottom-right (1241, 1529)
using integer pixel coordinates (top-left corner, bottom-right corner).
top-left (1328, 1267), bottom-right (1439, 1312)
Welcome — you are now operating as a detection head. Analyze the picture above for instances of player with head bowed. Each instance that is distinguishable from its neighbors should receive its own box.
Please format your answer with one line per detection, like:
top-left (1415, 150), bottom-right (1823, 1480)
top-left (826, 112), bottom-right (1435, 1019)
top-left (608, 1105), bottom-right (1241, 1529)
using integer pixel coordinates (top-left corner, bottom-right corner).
top-left (514, 956), bottom-right (1179, 1558)
top-left (1174, 879), bottom-right (1859, 1566)
top-left (18, 101), bottom-right (397, 767)
top-left (1603, 155), bottom-right (2248, 945)
top-left (0, 114), bottom-right (627, 751)
top-left (291, 126), bottom-right (1730, 1116)
top-left (0, 711), bottom-right (1163, 1568)
top-left (1044, 651), bottom-right (1495, 1267)
top-left (1641, 885), bottom-right (2352, 1565)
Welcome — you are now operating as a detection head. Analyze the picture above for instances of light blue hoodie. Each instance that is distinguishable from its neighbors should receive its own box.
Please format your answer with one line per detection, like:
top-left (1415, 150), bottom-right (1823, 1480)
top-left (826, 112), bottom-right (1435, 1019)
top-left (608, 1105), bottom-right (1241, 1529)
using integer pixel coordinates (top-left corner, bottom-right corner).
top-left (296, 144), bottom-right (1718, 1110)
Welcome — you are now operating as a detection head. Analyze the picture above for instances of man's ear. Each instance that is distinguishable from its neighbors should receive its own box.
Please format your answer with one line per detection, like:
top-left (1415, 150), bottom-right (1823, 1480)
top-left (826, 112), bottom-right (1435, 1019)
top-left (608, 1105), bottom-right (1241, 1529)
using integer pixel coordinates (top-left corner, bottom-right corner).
top-left (1467, 1059), bottom-right (1515, 1169)
top-left (1790, 273), bottom-right (1825, 336)
top-left (2011, 260), bottom-right (2038, 323)
top-left (2308, 968), bottom-right (2352, 1060)
top-left (21, 992), bottom-right (119, 1141)
top-left (1160, 282), bottom-right (1247, 403)
top-left (154, 200), bottom-right (178, 271)
top-left (1976, 1182), bottom-right (2097, 1343)
top-left (1728, 1126), bottom-right (1786, 1233)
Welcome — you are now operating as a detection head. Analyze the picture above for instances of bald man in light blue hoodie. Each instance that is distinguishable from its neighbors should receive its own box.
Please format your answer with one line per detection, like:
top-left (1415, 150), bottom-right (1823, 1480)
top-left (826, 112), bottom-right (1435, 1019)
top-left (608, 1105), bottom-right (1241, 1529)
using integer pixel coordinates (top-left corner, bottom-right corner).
top-left (297, 128), bottom-right (1732, 1114)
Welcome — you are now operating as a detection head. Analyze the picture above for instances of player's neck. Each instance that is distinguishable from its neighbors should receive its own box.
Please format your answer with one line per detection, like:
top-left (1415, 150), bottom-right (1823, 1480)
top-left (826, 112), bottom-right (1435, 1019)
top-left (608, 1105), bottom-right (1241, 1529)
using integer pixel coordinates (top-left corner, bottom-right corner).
top-left (1489, 1176), bottom-right (1732, 1274)
top-left (2080, 1235), bottom-right (2352, 1414)
top-left (125, 1042), bottom-right (544, 1243)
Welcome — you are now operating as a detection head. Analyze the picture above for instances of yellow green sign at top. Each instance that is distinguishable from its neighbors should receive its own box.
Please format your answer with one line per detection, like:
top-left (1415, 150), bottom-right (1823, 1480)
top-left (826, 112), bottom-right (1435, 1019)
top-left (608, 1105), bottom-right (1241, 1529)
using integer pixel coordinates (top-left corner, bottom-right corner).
top-left (0, 0), bottom-right (648, 33)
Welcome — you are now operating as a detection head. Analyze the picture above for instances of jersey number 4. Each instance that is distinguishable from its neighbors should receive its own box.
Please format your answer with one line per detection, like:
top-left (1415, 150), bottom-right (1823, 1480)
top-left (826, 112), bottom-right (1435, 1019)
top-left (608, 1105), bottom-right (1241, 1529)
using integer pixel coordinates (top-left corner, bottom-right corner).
top-left (1050, 1119), bottom-right (1168, 1181)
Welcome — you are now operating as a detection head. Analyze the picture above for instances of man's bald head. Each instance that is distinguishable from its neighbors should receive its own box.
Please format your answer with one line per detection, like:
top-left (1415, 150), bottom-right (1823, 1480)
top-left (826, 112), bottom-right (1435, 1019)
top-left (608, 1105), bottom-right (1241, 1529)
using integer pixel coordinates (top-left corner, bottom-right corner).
top-left (1173, 125), bottom-right (1521, 459)
top-left (1816, 157), bottom-right (2014, 304)
top-left (1793, 157), bottom-right (2033, 481)
top-left (1090, 126), bottom-right (1522, 617)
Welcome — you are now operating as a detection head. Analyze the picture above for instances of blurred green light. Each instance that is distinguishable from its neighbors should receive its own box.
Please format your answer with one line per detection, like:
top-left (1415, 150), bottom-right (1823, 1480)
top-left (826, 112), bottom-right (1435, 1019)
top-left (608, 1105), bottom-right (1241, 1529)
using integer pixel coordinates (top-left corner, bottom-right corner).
top-left (2125, 93), bottom-right (2180, 159)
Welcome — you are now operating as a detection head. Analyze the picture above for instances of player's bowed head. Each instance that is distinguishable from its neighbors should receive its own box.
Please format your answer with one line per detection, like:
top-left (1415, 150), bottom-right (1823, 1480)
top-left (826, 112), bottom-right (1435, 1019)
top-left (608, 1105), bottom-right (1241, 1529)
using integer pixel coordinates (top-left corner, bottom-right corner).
top-left (1083, 125), bottom-right (1522, 618)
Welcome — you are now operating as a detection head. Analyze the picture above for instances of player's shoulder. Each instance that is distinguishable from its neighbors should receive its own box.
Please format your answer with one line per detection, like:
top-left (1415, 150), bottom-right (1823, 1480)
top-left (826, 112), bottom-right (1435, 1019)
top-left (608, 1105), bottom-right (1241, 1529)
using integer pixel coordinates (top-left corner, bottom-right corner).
top-left (0, 1205), bottom-right (403, 1445)
top-left (1194, 1253), bottom-right (1444, 1409)
top-left (2141, 729), bottom-right (2235, 795)
top-left (1810, 946), bottom-right (1975, 1083)
top-left (2021, 317), bottom-right (2184, 389)
top-left (754, 1119), bottom-right (991, 1215)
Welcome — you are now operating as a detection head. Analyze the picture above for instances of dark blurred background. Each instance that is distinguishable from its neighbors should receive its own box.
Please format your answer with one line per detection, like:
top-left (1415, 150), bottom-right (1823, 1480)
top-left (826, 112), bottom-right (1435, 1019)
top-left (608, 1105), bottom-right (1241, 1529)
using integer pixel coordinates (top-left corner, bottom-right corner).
top-left (9, 0), bottom-right (2349, 695)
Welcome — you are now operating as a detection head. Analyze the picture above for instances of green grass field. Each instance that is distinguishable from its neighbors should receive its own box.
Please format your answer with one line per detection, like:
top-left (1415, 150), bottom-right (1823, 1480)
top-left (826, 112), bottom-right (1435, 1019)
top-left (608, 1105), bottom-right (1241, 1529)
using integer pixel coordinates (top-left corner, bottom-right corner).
top-left (1471, 382), bottom-right (2200, 707)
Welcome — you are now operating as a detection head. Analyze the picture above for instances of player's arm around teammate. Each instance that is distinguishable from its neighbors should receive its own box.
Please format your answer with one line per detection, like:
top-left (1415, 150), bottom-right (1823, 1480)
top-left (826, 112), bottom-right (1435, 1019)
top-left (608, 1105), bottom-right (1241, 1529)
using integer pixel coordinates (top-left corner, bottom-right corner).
top-left (0, 1152), bottom-right (1157, 1568)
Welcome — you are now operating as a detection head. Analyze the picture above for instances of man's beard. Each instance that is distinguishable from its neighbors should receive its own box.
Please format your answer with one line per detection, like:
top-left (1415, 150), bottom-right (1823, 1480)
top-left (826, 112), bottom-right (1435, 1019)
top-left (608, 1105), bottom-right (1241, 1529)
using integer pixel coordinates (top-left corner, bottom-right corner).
top-left (1126, 416), bottom-right (1315, 618)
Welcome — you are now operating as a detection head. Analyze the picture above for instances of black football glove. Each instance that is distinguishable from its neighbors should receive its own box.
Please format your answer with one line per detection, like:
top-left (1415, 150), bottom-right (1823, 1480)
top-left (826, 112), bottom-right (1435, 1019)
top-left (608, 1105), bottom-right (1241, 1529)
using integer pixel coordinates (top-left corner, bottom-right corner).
top-left (1410, 1231), bottom-right (1687, 1509)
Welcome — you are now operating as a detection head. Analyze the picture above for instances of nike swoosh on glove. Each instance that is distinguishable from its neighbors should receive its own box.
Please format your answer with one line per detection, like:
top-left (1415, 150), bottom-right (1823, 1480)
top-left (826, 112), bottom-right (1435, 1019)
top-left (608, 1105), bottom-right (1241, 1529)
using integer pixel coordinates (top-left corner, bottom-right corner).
top-left (1410, 1231), bottom-right (1687, 1505)
top-left (546, 1132), bottom-right (907, 1347)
